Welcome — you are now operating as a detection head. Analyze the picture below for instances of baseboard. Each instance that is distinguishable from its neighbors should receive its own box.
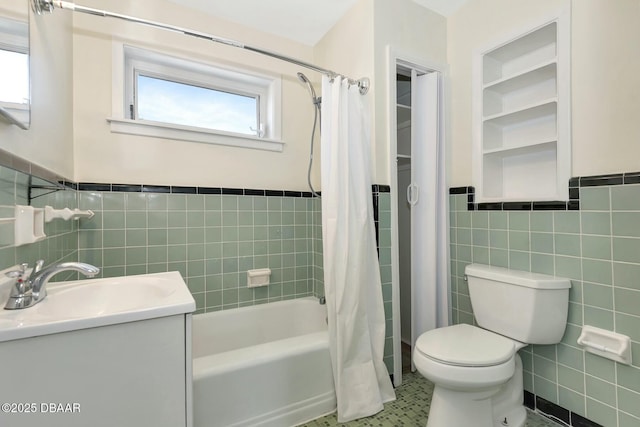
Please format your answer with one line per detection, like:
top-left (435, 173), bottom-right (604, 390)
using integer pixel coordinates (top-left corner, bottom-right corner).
top-left (524, 391), bottom-right (603, 427)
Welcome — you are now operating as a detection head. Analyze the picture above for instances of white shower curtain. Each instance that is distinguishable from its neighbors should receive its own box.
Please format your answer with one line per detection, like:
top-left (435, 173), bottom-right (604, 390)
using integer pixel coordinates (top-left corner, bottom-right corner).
top-left (320, 76), bottom-right (396, 423)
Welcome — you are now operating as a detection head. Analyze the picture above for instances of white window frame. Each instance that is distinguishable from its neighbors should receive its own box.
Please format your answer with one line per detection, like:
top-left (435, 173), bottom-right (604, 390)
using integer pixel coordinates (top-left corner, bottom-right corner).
top-left (109, 44), bottom-right (283, 152)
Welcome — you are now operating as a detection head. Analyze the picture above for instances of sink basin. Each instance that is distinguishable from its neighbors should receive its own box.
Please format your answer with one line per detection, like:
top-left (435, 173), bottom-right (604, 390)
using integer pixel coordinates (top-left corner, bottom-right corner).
top-left (35, 276), bottom-right (180, 318)
top-left (0, 271), bottom-right (195, 342)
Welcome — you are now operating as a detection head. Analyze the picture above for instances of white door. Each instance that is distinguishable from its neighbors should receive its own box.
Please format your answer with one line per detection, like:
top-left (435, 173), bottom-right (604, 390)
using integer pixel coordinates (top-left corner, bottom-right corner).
top-left (410, 71), bottom-right (441, 357)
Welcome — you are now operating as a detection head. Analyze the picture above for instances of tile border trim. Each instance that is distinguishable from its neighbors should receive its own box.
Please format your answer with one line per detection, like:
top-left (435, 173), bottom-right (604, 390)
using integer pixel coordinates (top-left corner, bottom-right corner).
top-left (74, 183), bottom-right (390, 197)
top-left (75, 182), bottom-right (319, 198)
top-left (450, 170), bottom-right (640, 211)
top-left (524, 391), bottom-right (603, 427)
top-left (0, 146), bottom-right (393, 199)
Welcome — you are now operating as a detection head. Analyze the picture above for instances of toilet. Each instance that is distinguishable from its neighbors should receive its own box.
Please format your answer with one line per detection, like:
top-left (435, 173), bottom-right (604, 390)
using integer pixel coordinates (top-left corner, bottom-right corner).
top-left (413, 263), bottom-right (570, 427)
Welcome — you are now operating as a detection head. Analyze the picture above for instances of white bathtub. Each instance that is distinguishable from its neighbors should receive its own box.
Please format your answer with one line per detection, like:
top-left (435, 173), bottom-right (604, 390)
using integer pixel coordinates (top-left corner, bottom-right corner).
top-left (192, 297), bottom-right (336, 427)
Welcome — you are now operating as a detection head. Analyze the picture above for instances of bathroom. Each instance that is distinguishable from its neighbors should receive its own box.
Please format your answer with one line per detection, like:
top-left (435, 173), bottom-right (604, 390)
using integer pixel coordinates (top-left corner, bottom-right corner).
top-left (0, 0), bottom-right (639, 426)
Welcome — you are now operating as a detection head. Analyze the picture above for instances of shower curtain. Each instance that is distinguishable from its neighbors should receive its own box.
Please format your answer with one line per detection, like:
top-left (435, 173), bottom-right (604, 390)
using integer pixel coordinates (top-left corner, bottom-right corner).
top-left (320, 76), bottom-right (396, 423)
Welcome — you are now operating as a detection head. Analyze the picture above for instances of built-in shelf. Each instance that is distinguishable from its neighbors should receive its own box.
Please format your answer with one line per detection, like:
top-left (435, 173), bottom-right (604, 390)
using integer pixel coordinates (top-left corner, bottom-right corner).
top-left (482, 22), bottom-right (557, 84)
top-left (397, 77), bottom-right (411, 106)
top-left (484, 59), bottom-right (557, 90)
top-left (483, 139), bottom-right (557, 156)
top-left (483, 101), bottom-right (557, 151)
top-left (484, 140), bottom-right (556, 159)
top-left (474, 12), bottom-right (570, 203)
top-left (397, 156), bottom-right (411, 168)
top-left (397, 104), bottom-right (411, 125)
top-left (483, 98), bottom-right (557, 124)
top-left (483, 61), bottom-right (557, 117)
top-left (397, 117), bottom-right (411, 160)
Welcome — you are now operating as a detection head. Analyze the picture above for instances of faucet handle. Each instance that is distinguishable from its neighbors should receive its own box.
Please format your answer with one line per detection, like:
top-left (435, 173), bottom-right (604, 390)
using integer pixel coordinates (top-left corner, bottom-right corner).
top-left (5, 264), bottom-right (30, 297)
top-left (5, 263), bottom-right (28, 279)
top-left (5, 260), bottom-right (44, 282)
top-left (33, 260), bottom-right (45, 274)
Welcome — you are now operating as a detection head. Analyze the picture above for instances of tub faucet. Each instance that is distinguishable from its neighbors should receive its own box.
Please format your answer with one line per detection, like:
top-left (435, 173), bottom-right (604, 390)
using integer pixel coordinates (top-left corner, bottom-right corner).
top-left (4, 260), bottom-right (100, 310)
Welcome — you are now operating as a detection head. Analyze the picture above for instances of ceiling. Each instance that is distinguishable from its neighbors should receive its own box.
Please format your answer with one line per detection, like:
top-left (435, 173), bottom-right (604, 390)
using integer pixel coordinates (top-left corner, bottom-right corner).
top-left (167, 0), bottom-right (469, 46)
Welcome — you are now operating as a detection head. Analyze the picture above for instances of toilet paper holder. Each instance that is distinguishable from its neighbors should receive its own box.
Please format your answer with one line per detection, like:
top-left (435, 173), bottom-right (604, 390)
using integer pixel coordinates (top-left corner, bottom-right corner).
top-left (577, 325), bottom-right (632, 365)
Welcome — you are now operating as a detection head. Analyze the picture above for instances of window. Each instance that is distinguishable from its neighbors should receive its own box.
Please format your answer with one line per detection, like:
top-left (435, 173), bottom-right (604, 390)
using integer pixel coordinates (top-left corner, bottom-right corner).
top-left (0, 16), bottom-right (29, 127)
top-left (136, 75), bottom-right (259, 135)
top-left (109, 45), bottom-right (283, 152)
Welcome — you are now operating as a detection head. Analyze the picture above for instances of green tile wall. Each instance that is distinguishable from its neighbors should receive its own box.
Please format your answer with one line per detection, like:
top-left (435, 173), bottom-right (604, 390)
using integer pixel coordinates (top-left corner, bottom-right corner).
top-left (0, 166), bottom-right (78, 274)
top-left (0, 166), bottom-right (395, 378)
top-left (450, 184), bottom-right (640, 427)
top-left (377, 192), bottom-right (394, 374)
top-left (77, 191), bottom-right (315, 313)
top-left (311, 197), bottom-right (324, 298)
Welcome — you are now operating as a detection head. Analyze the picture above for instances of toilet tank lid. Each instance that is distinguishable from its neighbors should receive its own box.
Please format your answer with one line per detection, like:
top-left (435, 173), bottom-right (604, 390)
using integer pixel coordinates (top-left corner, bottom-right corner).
top-left (465, 264), bottom-right (571, 289)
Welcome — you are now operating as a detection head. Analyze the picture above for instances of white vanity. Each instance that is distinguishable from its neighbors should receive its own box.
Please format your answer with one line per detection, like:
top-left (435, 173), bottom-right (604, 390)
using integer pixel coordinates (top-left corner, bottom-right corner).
top-left (0, 271), bottom-right (195, 427)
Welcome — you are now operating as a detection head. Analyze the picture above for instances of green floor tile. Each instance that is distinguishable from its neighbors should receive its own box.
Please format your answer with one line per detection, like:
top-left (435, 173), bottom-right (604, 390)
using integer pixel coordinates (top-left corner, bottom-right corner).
top-left (301, 372), bottom-right (562, 427)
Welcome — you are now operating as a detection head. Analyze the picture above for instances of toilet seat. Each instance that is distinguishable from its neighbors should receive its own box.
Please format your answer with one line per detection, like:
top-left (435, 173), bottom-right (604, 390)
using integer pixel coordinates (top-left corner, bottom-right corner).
top-left (415, 324), bottom-right (515, 367)
top-left (413, 324), bottom-right (518, 391)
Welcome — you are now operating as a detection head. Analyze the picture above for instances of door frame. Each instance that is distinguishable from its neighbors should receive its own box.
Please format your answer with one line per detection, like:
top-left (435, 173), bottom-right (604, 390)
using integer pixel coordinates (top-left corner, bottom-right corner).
top-left (387, 47), bottom-right (449, 387)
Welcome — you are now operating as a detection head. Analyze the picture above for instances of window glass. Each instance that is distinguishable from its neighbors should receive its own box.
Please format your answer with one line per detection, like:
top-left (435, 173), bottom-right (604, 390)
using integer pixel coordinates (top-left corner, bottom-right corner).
top-left (0, 49), bottom-right (28, 104)
top-left (123, 46), bottom-right (280, 141)
top-left (136, 74), bottom-right (258, 135)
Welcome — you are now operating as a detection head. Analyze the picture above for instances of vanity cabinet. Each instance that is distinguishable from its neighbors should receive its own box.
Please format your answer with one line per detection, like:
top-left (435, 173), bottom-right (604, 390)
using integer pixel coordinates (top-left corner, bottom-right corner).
top-left (473, 12), bottom-right (570, 202)
top-left (0, 314), bottom-right (192, 427)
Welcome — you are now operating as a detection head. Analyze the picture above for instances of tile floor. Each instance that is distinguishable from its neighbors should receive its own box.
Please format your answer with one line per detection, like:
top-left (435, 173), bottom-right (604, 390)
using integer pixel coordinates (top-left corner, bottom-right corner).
top-left (301, 371), bottom-right (561, 427)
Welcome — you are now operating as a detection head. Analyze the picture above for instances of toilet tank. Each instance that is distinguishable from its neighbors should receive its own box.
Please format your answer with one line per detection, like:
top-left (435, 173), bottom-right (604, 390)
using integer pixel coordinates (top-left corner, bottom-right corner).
top-left (465, 264), bottom-right (570, 345)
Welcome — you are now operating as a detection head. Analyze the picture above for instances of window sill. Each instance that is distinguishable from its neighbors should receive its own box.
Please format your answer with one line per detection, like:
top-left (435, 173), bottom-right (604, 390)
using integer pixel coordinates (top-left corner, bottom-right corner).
top-left (107, 118), bottom-right (284, 152)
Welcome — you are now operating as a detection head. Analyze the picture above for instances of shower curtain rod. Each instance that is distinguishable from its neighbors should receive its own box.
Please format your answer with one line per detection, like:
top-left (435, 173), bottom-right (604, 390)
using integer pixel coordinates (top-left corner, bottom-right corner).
top-left (32, 0), bottom-right (371, 95)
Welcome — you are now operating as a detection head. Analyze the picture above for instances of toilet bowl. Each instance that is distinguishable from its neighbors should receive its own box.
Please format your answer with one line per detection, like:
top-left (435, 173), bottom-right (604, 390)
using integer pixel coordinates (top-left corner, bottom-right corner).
top-left (413, 264), bottom-right (571, 427)
top-left (414, 324), bottom-right (526, 427)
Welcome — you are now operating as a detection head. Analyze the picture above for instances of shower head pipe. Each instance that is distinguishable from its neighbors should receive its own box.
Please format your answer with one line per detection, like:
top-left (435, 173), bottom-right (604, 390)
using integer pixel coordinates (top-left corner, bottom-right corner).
top-left (32, 0), bottom-right (371, 95)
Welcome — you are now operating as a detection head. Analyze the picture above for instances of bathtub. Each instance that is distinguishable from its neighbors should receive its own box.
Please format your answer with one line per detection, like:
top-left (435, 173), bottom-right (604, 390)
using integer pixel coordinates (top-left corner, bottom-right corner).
top-left (192, 297), bottom-right (336, 427)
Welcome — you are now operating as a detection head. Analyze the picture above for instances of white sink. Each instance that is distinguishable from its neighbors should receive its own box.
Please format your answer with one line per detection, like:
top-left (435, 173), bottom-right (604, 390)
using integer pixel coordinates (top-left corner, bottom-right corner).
top-left (0, 271), bottom-right (195, 342)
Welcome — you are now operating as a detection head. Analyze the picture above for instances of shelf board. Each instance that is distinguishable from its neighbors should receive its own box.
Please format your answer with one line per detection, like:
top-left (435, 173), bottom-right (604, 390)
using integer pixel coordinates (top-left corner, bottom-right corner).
top-left (483, 139), bottom-right (557, 157)
top-left (397, 156), bottom-right (411, 167)
top-left (483, 98), bottom-right (557, 125)
top-left (483, 59), bottom-right (557, 92)
top-left (397, 120), bottom-right (411, 129)
top-left (397, 104), bottom-right (411, 124)
top-left (484, 22), bottom-right (557, 63)
top-left (397, 154), bottom-right (411, 159)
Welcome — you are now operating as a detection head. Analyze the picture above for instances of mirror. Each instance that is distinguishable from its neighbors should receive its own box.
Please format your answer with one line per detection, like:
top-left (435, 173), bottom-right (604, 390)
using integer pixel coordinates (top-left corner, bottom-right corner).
top-left (0, 0), bottom-right (30, 130)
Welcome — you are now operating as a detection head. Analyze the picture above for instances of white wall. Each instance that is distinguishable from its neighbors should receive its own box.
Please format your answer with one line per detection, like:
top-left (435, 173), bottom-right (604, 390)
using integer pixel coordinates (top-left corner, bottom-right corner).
top-left (71, 0), bottom-right (318, 190)
top-left (314, 0), bottom-right (447, 186)
top-left (372, 0), bottom-right (447, 186)
top-left (0, 3), bottom-right (74, 178)
top-left (448, 0), bottom-right (640, 187)
top-left (314, 0), bottom-right (375, 186)
top-left (571, 0), bottom-right (640, 177)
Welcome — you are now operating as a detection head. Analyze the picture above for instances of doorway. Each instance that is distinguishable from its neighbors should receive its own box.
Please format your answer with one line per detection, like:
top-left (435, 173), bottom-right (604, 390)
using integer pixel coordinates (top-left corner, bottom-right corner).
top-left (389, 54), bottom-right (450, 386)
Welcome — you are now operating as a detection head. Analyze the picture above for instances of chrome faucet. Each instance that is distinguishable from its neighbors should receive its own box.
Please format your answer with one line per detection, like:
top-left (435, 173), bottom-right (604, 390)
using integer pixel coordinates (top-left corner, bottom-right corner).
top-left (4, 260), bottom-right (100, 310)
